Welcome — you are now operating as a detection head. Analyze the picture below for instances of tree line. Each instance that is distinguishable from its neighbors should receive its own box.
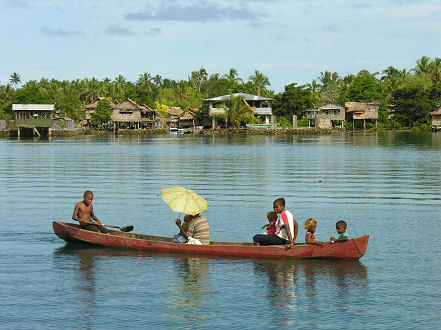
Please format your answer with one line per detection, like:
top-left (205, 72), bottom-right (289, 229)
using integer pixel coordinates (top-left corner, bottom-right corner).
top-left (1, 56), bottom-right (440, 129)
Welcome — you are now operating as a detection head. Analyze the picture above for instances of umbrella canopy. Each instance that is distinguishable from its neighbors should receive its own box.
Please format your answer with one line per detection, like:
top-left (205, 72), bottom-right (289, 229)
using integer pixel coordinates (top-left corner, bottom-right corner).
top-left (161, 187), bottom-right (208, 215)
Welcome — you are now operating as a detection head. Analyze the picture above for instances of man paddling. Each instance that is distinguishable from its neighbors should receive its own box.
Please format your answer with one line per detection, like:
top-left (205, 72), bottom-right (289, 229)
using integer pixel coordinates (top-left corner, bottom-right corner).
top-left (72, 190), bottom-right (109, 234)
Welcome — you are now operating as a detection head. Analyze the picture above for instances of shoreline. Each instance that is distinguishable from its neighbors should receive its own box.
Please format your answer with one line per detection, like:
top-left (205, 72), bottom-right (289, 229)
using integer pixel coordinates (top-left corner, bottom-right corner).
top-left (0, 126), bottom-right (431, 138)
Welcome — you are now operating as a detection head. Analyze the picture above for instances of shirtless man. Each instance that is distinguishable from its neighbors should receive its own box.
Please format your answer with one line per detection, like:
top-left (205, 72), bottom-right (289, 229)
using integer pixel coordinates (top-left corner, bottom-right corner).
top-left (72, 190), bottom-right (109, 234)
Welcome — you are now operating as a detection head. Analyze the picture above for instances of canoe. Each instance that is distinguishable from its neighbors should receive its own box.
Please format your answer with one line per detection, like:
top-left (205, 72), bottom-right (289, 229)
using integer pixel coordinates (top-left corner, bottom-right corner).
top-left (53, 221), bottom-right (369, 260)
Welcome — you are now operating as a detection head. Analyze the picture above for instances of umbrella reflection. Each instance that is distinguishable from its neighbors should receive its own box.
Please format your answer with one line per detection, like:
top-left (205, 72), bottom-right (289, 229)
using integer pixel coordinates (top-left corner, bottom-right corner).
top-left (166, 257), bottom-right (210, 327)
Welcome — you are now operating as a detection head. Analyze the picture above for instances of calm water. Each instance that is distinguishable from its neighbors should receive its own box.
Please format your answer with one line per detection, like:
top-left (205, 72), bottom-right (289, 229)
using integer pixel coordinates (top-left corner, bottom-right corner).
top-left (1, 132), bottom-right (441, 329)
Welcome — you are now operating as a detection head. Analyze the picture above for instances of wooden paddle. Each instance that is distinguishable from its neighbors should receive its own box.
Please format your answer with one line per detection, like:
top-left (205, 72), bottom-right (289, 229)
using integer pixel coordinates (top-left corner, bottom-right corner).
top-left (101, 223), bottom-right (134, 232)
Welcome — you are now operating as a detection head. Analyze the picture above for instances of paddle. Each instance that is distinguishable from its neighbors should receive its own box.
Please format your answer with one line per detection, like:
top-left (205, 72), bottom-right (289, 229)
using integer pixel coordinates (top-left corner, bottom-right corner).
top-left (101, 223), bottom-right (134, 232)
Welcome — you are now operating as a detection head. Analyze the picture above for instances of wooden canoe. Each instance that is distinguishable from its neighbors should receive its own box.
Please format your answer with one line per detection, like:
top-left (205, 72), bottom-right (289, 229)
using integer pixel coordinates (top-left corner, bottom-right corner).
top-left (53, 221), bottom-right (369, 260)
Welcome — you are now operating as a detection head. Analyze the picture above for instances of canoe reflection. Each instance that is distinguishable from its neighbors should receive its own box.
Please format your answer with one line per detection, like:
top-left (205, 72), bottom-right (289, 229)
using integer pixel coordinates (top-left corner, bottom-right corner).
top-left (53, 244), bottom-right (101, 329)
top-left (54, 243), bottom-right (368, 328)
top-left (253, 259), bottom-right (368, 326)
top-left (54, 243), bottom-right (212, 329)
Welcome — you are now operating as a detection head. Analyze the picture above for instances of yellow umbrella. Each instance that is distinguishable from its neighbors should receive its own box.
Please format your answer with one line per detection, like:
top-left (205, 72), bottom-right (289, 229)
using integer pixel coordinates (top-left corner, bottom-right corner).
top-left (161, 186), bottom-right (208, 216)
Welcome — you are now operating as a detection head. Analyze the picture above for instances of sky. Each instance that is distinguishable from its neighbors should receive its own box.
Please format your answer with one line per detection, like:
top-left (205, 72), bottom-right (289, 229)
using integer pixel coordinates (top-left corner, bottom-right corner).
top-left (1, 0), bottom-right (441, 92)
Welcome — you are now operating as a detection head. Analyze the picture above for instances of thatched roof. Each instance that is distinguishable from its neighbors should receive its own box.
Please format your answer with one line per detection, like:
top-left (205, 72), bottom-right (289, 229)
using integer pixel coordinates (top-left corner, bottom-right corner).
top-left (84, 97), bottom-right (114, 109)
top-left (318, 103), bottom-right (345, 110)
top-left (431, 106), bottom-right (441, 115)
top-left (141, 104), bottom-right (156, 113)
top-left (168, 107), bottom-right (184, 117)
top-left (114, 98), bottom-right (143, 111)
top-left (180, 110), bottom-right (196, 120)
top-left (345, 101), bottom-right (380, 112)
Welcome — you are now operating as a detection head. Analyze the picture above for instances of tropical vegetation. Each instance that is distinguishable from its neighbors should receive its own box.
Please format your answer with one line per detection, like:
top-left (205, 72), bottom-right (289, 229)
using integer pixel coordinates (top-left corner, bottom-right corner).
top-left (1, 56), bottom-right (441, 129)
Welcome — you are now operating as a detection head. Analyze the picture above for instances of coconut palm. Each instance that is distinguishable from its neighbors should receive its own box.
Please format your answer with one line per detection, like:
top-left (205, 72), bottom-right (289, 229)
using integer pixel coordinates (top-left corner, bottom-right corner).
top-left (0, 84), bottom-right (14, 105)
top-left (223, 68), bottom-right (243, 84)
top-left (431, 58), bottom-right (441, 83)
top-left (249, 70), bottom-right (270, 96)
top-left (153, 74), bottom-right (162, 87)
top-left (190, 67), bottom-right (208, 92)
top-left (220, 95), bottom-right (255, 128)
top-left (413, 56), bottom-right (432, 75)
top-left (113, 75), bottom-right (127, 100)
top-left (381, 66), bottom-right (400, 82)
top-left (137, 72), bottom-right (153, 90)
top-left (9, 72), bottom-right (21, 88)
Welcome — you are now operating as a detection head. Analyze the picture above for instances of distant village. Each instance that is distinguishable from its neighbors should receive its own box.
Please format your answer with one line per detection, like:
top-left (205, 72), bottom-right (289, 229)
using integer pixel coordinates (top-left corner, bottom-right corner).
top-left (3, 92), bottom-right (441, 137)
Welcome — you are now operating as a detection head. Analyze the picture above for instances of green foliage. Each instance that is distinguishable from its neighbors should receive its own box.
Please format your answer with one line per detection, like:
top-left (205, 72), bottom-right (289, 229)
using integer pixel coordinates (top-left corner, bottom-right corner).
top-left (90, 99), bottom-right (112, 127)
top-left (345, 70), bottom-right (382, 102)
top-left (14, 82), bottom-right (51, 104)
top-left (277, 117), bottom-right (292, 127)
top-left (218, 95), bottom-right (256, 128)
top-left (3, 57), bottom-right (441, 130)
top-left (273, 83), bottom-right (313, 120)
top-left (392, 83), bottom-right (435, 127)
top-left (57, 91), bottom-right (82, 120)
top-left (154, 101), bottom-right (168, 117)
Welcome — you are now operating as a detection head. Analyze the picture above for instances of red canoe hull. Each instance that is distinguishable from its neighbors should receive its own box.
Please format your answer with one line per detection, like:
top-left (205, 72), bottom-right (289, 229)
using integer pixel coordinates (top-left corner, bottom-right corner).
top-left (53, 221), bottom-right (369, 260)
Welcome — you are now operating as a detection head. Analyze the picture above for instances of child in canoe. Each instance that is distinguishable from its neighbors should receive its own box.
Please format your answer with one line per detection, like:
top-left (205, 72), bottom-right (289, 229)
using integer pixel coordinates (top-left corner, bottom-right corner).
top-left (72, 190), bottom-right (109, 234)
top-left (304, 217), bottom-right (318, 243)
top-left (330, 220), bottom-right (349, 243)
top-left (261, 211), bottom-right (278, 235)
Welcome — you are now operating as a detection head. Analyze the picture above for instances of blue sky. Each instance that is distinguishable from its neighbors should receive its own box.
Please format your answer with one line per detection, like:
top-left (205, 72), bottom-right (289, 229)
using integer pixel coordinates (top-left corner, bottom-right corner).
top-left (1, 0), bottom-right (440, 92)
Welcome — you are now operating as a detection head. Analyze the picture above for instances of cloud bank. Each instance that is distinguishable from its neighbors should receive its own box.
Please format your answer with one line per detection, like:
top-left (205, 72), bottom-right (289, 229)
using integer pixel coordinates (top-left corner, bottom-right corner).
top-left (125, 1), bottom-right (263, 22)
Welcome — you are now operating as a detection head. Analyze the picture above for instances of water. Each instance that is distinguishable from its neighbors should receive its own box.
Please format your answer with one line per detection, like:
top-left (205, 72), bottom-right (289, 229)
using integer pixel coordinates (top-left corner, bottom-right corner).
top-left (1, 132), bottom-right (440, 329)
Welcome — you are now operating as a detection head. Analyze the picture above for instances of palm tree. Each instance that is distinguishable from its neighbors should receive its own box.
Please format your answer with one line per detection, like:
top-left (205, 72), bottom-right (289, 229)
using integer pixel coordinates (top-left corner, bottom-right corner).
top-left (113, 75), bottom-right (126, 99)
top-left (381, 66), bottom-right (400, 82)
top-left (318, 71), bottom-right (340, 90)
top-left (223, 68), bottom-right (243, 84)
top-left (249, 70), bottom-right (270, 96)
top-left (9, 72), bottom-right (21, 88)
top-left (413, 56), bottom-right (432, 75)
top-left (137, 72), bottom-right (152, 90)
top-left (220, 95), bottom-right (255, 128)
top-left (432, 58), bottom-right (441, 83)
top-left (153, 74), bottom-right (162, 87)
top-left (0, 84), bottom-right (14, 105)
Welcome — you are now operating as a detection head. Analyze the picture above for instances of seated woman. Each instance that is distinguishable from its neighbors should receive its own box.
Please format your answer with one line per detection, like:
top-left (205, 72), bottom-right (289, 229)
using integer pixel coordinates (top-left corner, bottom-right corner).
top-left (253, 198), bottom-right (298, 248)
top-left (174, 213), bottom-right (210, 245)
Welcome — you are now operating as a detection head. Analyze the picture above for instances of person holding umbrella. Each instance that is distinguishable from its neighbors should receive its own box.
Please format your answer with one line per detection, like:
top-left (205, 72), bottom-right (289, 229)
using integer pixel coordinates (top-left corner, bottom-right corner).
top-left (175, 213), bottom-right (210, 245)
top-left (162, 187), bottom-right (210, 245)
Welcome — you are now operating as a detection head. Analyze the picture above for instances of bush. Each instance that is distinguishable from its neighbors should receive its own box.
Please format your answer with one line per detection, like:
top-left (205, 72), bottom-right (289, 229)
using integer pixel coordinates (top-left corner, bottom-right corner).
top-left (277, 116), bottom-right (292, 127)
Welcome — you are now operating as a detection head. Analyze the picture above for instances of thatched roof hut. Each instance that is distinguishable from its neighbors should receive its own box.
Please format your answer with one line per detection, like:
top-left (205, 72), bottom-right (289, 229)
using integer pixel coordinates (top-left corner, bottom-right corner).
top-left (345, 101), bottom-right (379, 119)
top-left (167, 107), bottom-right (184, 117)
top-left (431, 106), bottom-right (441, 129)
top-left (112, 98), bottom-right (142, 123)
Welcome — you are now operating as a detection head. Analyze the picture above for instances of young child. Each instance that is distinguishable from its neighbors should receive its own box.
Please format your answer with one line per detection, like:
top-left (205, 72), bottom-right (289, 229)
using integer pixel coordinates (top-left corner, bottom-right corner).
top-left (261, 211), bottom-right (277, 235)
top-left (72, 190), bottom-right (109, 234)
top-left (330, 220), bottom-right (349, 243)
top-left (304, 217), bottom-right (318, 243)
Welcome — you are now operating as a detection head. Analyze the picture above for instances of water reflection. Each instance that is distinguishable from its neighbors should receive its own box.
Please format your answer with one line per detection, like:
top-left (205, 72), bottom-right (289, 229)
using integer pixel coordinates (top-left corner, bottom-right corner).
top-left (167, 257), bottom-right (209, 327)
top-left (53, 244), bottom-right (212, 329)
top-left (253, 259), bottom-right (368, 326)
top-left (53, 244), bottom-right (99, 329)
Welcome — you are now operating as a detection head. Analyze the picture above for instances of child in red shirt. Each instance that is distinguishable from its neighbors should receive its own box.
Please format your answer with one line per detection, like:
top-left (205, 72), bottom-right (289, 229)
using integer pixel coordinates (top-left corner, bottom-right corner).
top-left (261, 211), bottom-right (278, 235)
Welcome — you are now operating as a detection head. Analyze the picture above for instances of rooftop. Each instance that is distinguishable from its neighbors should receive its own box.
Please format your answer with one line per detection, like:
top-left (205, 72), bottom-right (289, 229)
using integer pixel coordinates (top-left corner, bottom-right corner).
top-left (205, 93), bottom-right (274, 102)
